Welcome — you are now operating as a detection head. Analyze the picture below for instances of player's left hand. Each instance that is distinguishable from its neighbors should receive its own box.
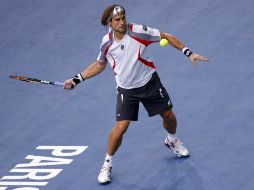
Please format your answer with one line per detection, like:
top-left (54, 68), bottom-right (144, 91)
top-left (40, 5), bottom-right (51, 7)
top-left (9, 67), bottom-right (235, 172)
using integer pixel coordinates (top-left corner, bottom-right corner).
top-left (189, 53), bottom-right (209, 64)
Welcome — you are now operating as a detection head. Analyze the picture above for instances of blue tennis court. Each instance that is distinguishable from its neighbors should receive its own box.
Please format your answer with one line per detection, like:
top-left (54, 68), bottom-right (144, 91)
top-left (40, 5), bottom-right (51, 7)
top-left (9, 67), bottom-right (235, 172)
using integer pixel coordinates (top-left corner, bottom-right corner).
top-left (1, 0), bottom-right (254, 190)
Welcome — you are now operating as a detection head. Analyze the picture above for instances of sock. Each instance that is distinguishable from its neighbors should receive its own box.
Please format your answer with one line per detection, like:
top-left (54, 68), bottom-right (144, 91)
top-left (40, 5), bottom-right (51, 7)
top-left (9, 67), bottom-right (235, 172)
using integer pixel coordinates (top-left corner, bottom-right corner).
top-left (104, 153), bottom-right (113, 166)
top-left (167, 133), bottom-right (177, 141)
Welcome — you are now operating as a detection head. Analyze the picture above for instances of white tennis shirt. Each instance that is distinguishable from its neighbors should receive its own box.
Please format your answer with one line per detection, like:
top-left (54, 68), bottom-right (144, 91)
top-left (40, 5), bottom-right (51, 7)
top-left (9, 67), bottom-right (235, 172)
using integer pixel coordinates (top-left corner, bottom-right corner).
top-left (97, 23), bottom-right (161, 89)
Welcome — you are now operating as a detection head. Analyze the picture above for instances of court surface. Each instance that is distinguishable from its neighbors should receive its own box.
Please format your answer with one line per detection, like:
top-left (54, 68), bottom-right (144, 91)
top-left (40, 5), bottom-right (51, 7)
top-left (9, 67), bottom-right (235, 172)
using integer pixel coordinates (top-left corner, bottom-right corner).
top-left (1, 0), bottom-right (254, 190)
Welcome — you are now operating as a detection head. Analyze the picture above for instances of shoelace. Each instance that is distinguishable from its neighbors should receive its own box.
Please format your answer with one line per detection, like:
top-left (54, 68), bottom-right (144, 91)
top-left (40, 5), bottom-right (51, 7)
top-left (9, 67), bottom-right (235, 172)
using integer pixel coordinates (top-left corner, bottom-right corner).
top-left (100, 165), bottom-right (112, 174)
top-left (173, 139), bottom-right (186, 151)
top-left (167, 137), bottom-right (184, 148)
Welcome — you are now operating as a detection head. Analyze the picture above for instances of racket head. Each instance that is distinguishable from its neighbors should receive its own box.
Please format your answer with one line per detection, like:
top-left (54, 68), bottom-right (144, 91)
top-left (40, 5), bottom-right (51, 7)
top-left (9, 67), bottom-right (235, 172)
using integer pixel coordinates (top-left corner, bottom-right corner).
top-left (9, 75), bottom-right (43, 84)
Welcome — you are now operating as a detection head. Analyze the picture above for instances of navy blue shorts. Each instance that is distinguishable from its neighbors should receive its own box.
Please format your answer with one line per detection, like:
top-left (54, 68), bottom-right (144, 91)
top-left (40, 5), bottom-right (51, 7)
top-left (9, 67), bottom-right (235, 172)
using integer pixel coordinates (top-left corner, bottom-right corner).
top-left (116, 72), bottom-right (173, 121)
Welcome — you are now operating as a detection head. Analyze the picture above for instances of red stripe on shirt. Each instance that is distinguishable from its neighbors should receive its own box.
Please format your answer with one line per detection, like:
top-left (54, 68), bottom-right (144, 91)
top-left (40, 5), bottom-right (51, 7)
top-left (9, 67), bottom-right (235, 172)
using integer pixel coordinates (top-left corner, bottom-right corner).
top-left (104, 33), bottom-right (113, 57)
top-left (109, 53), bottom-right (117, 75)
top-left (138, 47), bottom-right (156, 69)
top-left (130, 23), bottom-right (133, 32)
top-left (130, 36), bottom-right (154, 46)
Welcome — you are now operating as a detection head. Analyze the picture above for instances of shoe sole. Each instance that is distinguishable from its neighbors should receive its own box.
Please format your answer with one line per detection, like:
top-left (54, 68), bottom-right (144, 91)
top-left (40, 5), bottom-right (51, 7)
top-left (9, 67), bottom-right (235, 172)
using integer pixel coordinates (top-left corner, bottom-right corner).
top-left (164, 143), bottom-right (190, 158)
top-left (98, 180), bottom-right (111, 185)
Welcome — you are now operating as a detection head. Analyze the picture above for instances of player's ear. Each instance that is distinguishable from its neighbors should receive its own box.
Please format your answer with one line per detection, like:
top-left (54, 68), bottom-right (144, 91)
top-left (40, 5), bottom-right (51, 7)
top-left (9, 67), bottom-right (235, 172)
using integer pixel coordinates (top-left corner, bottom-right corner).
top-left (108, 20), bottom-right (112, 27)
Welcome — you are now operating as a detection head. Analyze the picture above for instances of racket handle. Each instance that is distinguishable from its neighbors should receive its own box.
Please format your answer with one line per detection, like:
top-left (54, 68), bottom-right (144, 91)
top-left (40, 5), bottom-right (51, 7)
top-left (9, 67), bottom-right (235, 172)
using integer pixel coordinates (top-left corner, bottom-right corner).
top-left (53, 82), bottom-right (64, 86)
top-left (54, 81), bottom-right (74, 89)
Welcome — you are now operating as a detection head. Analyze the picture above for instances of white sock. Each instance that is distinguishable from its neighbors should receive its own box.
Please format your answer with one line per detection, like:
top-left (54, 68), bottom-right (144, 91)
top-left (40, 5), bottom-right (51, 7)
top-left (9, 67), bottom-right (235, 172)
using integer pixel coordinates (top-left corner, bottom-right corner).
top-left (104, 153), bottom-right (113, 166)
top-left (167, 133), bottom-right (177, 141)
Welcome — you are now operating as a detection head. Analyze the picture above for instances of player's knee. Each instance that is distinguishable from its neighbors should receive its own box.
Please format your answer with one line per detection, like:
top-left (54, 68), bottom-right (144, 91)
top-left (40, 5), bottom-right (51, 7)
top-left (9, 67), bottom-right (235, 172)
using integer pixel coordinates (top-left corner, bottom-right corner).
top-left (114, 121), bottom-right (129, 136)
top-left (162, 110), bottom-right (176, 122)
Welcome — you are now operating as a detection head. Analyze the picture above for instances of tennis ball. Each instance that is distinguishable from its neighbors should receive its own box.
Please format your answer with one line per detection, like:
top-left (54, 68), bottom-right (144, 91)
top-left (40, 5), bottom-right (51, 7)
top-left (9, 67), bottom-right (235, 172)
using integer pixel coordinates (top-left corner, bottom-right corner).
top-left (160, 39), bottom-right (168, 47)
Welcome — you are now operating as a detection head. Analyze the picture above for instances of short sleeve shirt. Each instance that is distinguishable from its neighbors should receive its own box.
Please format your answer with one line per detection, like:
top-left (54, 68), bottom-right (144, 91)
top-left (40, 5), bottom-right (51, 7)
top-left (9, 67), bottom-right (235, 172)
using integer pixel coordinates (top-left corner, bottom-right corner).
top-left (97, 23), bottom-right (161, 89)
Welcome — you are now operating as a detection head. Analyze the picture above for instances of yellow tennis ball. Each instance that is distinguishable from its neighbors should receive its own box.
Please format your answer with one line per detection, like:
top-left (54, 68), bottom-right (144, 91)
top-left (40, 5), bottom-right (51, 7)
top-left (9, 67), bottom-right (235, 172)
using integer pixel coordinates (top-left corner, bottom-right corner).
top-left (160, 39), bottom-right (168, 47)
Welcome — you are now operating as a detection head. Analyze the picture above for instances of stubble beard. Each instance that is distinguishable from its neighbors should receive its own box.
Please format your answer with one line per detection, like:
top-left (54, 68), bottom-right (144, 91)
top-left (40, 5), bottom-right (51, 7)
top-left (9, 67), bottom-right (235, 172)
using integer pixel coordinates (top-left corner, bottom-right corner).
top-left (116, 24), bottom-right (127, 34)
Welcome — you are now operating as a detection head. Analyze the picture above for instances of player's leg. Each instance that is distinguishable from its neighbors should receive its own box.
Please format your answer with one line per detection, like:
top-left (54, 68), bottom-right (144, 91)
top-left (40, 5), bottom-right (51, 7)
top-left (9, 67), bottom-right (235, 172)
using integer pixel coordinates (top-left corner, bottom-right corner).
top-left (160, 109), bottom-right (177, 134)
top-left (108, 120), bottom-right (130, 156)
top-left (140, 72), bottom-right (189, 158)
top-left (160, 109), bottom-right (190, 158)
top-left (98, 90), bottom-right (138, 185)
top-left (98, 120), bottom-right (130, 185)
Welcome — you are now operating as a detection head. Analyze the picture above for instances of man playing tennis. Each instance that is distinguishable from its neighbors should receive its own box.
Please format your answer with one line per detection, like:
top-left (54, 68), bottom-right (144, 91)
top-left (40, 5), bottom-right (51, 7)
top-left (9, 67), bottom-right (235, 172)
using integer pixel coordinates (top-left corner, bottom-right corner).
top-left (64, 4), bottom-right (208, 185)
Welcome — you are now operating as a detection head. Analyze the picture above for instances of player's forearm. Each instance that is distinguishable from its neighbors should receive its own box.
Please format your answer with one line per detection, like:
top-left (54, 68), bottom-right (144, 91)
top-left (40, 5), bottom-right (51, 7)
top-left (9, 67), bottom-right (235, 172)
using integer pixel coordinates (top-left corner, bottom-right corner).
top-left (80, 61), bottom-right (106, 80)
top-left (161, 32), bottom-right (185, 50)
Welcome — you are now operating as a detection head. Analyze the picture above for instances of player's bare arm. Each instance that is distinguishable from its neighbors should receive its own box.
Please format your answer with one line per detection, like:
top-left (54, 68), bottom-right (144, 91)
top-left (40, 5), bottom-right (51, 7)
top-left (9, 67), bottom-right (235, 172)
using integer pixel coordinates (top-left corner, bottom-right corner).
top-left (80, 61), bottom-right (107, 80)
top-left (63, 61), bottom-right (106, 90)
top-left (160, 32), bottom-right (209, 64)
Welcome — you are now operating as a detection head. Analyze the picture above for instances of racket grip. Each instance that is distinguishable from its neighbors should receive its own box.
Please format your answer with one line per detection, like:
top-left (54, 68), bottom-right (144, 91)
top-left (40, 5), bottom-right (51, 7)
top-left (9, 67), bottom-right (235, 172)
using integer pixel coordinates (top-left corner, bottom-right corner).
top-left (54, 81), bottom-right (74, 89)
top-left (53, 82), bottom-right (64, 86)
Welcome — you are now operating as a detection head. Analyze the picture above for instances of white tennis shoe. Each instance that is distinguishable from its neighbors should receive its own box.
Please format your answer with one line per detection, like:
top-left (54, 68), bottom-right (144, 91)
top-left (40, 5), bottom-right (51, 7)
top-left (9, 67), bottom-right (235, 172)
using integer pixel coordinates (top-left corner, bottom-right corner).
top-left (164, 136), bottom-right (190, 158)
top-left (98, 163), bottom-right (112, 185)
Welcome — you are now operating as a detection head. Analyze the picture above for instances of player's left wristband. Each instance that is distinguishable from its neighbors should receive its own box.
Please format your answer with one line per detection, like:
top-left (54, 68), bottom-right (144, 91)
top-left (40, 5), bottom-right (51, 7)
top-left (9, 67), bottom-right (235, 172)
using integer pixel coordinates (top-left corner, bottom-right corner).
top-left (72, 73), bottom-right (84, 85)
top-left (182, 47), bottom-right (193, 57)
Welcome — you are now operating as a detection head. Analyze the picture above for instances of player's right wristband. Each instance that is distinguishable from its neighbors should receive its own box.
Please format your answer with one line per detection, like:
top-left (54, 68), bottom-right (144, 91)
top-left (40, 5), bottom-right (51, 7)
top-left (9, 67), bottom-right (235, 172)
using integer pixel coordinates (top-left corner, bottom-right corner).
top-left (181, 47), bottom-right (193, 57)
top-left (72, 73), bottom-right (84, 85)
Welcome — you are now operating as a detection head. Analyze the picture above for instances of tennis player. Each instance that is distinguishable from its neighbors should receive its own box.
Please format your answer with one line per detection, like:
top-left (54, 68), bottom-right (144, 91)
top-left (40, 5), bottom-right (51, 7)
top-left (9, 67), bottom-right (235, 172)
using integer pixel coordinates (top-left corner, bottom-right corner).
top-left (64, 4), bottom-right (208, 184)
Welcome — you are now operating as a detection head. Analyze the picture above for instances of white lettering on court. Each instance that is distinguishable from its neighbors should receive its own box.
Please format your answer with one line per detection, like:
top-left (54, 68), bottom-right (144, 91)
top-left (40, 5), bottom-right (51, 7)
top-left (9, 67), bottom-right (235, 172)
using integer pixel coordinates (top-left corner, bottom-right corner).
top-left (0, 146), bottom-right (88, 190)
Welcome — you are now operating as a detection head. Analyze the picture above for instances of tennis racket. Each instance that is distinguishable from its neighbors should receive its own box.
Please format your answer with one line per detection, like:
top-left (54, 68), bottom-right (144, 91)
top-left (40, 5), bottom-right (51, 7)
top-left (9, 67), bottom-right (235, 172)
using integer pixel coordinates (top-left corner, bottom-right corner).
top-left (9, 75), bottom-right (64, 87)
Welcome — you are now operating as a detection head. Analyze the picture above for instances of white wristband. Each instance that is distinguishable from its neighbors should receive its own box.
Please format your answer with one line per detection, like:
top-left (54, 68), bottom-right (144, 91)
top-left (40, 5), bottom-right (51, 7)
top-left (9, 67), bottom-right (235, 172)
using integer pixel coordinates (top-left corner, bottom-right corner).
top-left (77, 73), bottom-right (84, 81)
top-left (181, 47), bottom-right (193, 57)
top-left (72, 73), bottom-right (84, 85)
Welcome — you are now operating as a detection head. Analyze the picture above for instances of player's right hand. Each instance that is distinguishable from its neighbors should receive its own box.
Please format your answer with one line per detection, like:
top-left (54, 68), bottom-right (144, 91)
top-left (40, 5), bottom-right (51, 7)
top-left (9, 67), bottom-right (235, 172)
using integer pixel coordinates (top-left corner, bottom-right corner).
top-left (63, 79), bottom-right (76, 90)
